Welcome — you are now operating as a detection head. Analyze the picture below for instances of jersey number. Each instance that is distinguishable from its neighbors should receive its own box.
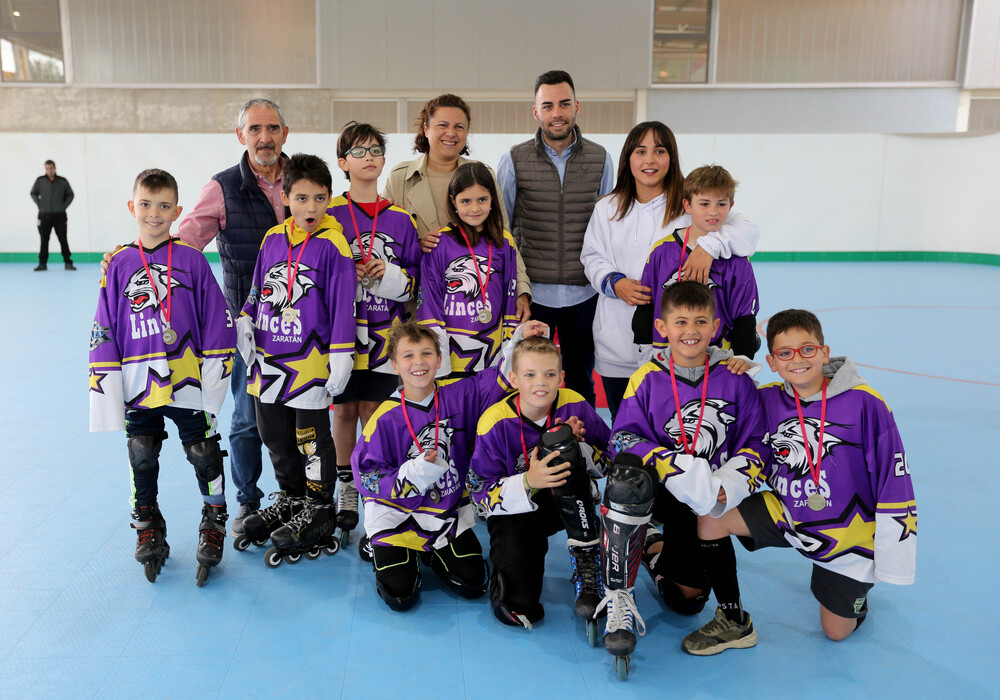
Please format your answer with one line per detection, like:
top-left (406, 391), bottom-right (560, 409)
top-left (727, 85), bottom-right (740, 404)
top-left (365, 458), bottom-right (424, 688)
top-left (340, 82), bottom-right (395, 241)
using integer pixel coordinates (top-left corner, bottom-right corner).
top-left (893, 452), bottom-right (910, 477)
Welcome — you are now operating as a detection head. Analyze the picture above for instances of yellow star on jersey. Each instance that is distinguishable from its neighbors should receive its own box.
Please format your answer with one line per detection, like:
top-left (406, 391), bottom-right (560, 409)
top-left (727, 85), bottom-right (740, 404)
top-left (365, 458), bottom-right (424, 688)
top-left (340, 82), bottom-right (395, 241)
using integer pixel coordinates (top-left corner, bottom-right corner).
top-left (168, 346), bottom-right (201, 387)
top-left (654, 450), bottom-right (680, 481)
top-left (221, 354), bottom-right (234, 379)
top-left (815, 512), bottom-right (876, 560)
top-left (381, 530), bottom-right (432, 550)
top-left (139, 377), bottom-right (174, 408)
top-left (283, 345), bottom-right (328, 395)
top-left (488, 486), bottom-right (504, 510)
top-left (894, 508), bottom-right (918, 540)
top-left (89, 369), bottom-right (106, 392)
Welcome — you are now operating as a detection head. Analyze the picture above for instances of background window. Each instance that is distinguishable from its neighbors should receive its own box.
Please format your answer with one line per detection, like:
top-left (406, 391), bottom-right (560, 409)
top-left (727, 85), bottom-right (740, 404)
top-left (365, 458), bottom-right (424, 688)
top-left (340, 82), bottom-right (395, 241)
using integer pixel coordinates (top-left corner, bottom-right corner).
top-left (652, 0), bottom-right (713, 84)
top-left (1, 0), bottom-right (64, 82)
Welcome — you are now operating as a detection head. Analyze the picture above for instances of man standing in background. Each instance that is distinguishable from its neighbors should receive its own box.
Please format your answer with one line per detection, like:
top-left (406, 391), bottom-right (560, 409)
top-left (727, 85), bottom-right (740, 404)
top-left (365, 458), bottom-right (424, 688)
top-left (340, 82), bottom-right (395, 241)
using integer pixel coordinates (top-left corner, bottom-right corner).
top-left (30, 159), bottom-right (75, 271)
top-left (497, 70), bottom-right (613, 404)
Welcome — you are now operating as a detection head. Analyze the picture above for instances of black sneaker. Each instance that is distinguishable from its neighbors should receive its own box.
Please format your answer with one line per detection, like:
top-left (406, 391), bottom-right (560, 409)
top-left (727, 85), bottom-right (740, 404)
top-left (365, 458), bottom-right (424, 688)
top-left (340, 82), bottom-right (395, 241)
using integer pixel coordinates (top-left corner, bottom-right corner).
top-left (34, 264), bottom-right (47, 271)
top-left (65, 262), bottom-right (77, 270)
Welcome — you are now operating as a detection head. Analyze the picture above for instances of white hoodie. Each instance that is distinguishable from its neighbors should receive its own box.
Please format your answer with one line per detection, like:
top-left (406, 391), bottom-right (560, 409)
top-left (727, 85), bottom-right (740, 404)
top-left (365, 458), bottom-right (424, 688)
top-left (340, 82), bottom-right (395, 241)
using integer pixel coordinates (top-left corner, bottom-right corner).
top-left (581, 193), bottom-right (759, 378)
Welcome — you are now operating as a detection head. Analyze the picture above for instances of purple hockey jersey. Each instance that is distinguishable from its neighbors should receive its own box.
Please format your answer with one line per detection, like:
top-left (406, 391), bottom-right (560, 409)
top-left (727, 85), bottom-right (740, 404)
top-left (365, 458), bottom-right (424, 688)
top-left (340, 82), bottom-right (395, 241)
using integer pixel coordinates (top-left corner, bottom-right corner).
top-left (417, 225), bottom-right (518, 374)
top-left (327, 195), bottom-right (422, 374)
top-left (611, 347), bottom-right (766, 516)
top-left (238, 215), bottom-right (356, 409)
top-left (351, 366), bottom-right (512, 551)
top-left (90, 239), bottom-right (235, 432)
top-left (469, 390), bottom-right (611, 517)
top-left (758, 357), bottom-right (916, 585)
top-left (641, 228), bottom-right (759, 350)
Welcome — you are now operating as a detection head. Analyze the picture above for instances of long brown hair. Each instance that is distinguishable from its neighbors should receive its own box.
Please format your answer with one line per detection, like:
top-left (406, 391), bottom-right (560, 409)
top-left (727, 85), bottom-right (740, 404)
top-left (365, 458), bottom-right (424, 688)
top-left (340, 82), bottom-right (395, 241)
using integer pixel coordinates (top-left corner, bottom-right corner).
top-left (609, 121), bottom-right (684, 227)
top-left (446, 162), bottom-right (505, 248)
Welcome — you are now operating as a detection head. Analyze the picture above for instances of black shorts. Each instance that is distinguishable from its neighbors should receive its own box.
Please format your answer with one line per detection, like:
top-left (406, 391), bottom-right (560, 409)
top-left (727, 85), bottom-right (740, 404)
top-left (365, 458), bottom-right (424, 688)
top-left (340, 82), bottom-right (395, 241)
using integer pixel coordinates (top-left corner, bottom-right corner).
top-left (331, 370), bottom-right (399, 405)
top-left (738, 491), bottom-right (873, 618)
top-left (648, 483), bottom-right (709, 590)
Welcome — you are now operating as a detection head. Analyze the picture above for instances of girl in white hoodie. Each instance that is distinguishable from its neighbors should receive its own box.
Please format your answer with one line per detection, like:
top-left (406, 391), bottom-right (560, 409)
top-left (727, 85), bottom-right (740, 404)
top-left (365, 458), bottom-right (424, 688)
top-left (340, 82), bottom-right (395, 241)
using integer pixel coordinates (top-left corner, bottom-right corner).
top-left (580, 122), bottom-right (759, 418)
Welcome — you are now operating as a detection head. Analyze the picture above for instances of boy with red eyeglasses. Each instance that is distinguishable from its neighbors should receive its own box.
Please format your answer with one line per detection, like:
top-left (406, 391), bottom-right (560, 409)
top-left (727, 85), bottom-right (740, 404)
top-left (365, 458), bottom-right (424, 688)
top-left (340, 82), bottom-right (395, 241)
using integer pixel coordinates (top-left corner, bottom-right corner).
top-left (690, 309), bottom-right (916, 647)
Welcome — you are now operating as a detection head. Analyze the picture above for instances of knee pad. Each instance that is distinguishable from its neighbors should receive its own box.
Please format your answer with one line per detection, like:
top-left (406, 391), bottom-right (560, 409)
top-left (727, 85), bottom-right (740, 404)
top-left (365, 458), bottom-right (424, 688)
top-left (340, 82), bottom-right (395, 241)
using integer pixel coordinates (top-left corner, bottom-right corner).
top-left (538, 424), bottom-right (599, 542)
top-left (489, 570), bottom-right (544, 629)
top-left (127, 433), bottom-right (165, 475)
top-left (183, 437), bottom-right (225, 483)
top-left (661, 581), bottom-right (710, 616)
top-left (374, 546), bottom-right (421, 612)
top-left (602, 453), bottom-right (658, 590)
top-left (428, 533), bottom-right (489, 599)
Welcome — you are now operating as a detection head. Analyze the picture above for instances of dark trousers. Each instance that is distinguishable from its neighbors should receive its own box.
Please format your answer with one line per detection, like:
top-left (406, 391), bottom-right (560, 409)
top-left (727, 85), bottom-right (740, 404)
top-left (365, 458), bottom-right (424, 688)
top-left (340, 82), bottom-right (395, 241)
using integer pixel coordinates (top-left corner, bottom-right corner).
top-left (600, 375), bottom-right (630, 421)
top-left (530, 294), bottom-right (598, 405)
top-left (38, 213), bottom-right (71, 264)
top-left (254, 400), bottom-right (335, 498)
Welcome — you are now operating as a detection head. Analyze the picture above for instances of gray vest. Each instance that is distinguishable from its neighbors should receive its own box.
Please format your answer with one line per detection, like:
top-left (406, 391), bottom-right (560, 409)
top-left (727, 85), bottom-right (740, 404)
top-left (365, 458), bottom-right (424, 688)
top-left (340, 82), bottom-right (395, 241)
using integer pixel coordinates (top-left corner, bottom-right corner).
top-left (510, 127), bottom-right (606, 286)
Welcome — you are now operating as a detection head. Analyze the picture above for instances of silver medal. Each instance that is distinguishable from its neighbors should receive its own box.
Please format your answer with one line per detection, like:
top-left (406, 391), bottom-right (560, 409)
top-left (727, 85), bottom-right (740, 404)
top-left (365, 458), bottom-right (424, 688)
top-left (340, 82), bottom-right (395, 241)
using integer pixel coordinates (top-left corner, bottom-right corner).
top-left (478, 309), bottom-right (492, 324)
top-left (806, 492), bottom-right (827, 511)
top-left (281, 307), bottom-right (298, 323)
top-left (361, 275), bottom-right (374, 289)
top-left (162, 327), bottom-right (177, 345)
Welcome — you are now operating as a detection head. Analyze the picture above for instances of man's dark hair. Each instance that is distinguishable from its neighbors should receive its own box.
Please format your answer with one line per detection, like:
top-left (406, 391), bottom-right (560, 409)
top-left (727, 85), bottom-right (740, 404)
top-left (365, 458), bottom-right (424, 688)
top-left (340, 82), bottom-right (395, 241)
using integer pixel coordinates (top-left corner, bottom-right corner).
top-left (133, 168), bottom-right (179, 201)
top-left (766, 309), bottom-right (825, 352)
top-left (282, 153), bottom-right (332, 196)
top-left (534, 70), bottom-right (575, 96)
top-left (660, 280), bottom-right (716, 318)
top-left (44, 159), bottom-right (55, 167)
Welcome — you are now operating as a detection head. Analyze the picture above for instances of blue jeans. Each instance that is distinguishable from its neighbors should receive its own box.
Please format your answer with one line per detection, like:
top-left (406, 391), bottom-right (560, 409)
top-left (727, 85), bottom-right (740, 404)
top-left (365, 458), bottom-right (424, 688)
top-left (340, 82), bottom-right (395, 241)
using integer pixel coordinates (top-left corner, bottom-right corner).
top-left (229, 352), bottom-right (264, 506)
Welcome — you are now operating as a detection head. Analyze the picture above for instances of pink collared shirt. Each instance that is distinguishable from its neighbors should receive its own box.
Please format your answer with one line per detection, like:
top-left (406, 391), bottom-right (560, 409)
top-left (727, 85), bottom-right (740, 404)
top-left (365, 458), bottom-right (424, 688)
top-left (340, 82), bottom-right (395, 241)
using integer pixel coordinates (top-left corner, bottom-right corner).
top-left (177, 163), bottom-right (285, 251)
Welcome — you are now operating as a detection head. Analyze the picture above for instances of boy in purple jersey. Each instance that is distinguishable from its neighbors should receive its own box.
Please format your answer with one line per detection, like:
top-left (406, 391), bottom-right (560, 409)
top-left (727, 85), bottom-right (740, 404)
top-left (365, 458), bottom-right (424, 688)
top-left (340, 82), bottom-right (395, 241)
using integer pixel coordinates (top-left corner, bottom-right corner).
top-left (468, 336), bottom-right (611, 636)
top-left (635, 165), bottom-right (760, 358)
top-left (352, 320), bottom-right (547, 610)
top-left (236, 154), bottom-right (357, 564)
top-left (328, 121), bottom-right (422, 545)
top-left (90, 168), bottom-right (235, 585)
top-left (597, 281), bottom-right (766, 671)
top-left (692, 309), bottom-right (916, 647)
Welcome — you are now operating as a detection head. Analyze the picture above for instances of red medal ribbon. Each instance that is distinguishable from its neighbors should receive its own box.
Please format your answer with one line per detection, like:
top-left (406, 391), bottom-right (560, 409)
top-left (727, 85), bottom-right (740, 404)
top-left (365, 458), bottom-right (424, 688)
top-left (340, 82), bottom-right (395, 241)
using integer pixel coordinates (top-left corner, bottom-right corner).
top-left (456, 224), bottom-right (493, 316)
top-left (285, 218), bottom-right (312, 306)
top-left (136, 237), bottom-right (173, 327)
top-left (346, 192), bottom-right (381, 266)
top-left (676, 226), bottom-right (692, 281)
top-left (516, 394), bottom-right (552, 471)
top-left (793, 379), bottom-right (828, 492)
top-left (668, 354), bottom-right (710, 456)
top-left (400, 388), bottom-right (440, 458)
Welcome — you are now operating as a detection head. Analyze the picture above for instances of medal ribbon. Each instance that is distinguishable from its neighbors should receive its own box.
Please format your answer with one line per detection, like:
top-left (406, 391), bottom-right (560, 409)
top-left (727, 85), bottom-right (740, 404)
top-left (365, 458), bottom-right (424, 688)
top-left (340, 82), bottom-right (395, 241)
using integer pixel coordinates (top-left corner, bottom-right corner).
top-left (516, 394), bottom-right (552, 470)
top-left (456, 224), bottom-right (493, 316)
top-left (345, 192), bottom-right (381, 266)
top-left (285, 218), bottom-right (312, 306)
top-left (793, 379), bottom-right (828, 491)
top-left (136, 237), bottom-right (173, 327)
top-left (400, 388), bottom-right (440, 458)
top-left (676, 226), bottom-right (692, 281)
top-left (668, 354), bottom-right (710, 456)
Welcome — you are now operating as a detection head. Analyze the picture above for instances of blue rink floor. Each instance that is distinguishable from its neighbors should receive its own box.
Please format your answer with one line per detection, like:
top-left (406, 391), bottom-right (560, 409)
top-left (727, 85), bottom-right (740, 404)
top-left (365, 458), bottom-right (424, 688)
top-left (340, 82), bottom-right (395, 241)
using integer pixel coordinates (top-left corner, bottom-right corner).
top-left (1, 261), bottom-right (998, 699)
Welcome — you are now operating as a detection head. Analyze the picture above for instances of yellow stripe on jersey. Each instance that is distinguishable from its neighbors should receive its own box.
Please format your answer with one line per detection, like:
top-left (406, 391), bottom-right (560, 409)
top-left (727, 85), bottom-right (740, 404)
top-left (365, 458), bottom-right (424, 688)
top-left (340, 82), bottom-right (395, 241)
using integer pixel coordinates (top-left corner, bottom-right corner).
top-left (363, 399), bottom-right (400, 440)
top-left (851, 384), bottom-right (891, 411)
top-left (622, 361), bottom-right (663, 401)
top-left (122, 352), bottom-right (168, 363)
top-left (646, 232), bottom-right (680, 263)
top-left (758, 381), bottom-right (783, 390)
top-left (477, 398), bottom-right (518, 435)
top-left (89, 361), bottom-right (122, 369)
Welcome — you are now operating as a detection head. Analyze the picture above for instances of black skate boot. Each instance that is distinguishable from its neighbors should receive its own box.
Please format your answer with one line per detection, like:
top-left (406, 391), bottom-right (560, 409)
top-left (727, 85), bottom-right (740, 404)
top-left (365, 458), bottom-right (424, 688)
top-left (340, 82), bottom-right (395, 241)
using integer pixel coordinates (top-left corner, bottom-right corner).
top-left (334, 469), bottom-right (359, 548)
top-left (233, 491), bottom-right (305, 551)
top-left (132, 503), bottom-right (169, 583)
top-left (195, 503), bottom-right (228, 587)
top-left (265, 496), bottom-right (340, 567)
top-left (568, 541), bottom-right (606, 646)
top-left (595, 587), bottom-right (647, 681)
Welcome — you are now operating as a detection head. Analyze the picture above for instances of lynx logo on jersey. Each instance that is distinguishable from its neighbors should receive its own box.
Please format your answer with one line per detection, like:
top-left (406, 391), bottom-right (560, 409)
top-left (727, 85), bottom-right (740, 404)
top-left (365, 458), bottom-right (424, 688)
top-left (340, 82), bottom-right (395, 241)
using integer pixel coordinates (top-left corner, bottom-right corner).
top-left (664, 398), bottom-right (735, 458)
top-left (259, 261), bottom-right (317, 313)
top-left (404, 419), bottom-right (455, 463)
top-left (90, 321), bottom-right (112, 351)
top-left (350, 230), bottom-right (397, 265)
top-left (662, 269), bottom-right (719, 291)
top-left (764, 417), bottom-right (852, 479)
top-left (124, 264), bottom-right (189, 312)
top-left (445, 254), bottom-right (496, 300)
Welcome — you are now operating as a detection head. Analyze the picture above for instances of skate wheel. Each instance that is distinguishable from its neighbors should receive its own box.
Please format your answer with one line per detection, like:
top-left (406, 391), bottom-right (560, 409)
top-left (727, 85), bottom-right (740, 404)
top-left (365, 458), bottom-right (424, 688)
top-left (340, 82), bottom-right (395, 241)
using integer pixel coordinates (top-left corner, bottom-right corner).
top-left (233, 535), bottom-right (251, 552)
top-left (162, 542), bottom-right (170, 559)
top-left (144, 560), bottom-right (159, 583)
top-left (252, 536), bottom-right (269, 547)
top-left (285, 552), bottom-right (303, 565)
top-left (587, 620), bottom-right (599, 647)
top-left (325, 538), bottom-right (340, 555)
top-left (264, 548), bottom-right (283, 568)
top-left (196, 565), bottom-right (209, 587)
top-left (305, 549), bottom-right (321, 560)
top-left (616, 655), bottom-right (630, 682)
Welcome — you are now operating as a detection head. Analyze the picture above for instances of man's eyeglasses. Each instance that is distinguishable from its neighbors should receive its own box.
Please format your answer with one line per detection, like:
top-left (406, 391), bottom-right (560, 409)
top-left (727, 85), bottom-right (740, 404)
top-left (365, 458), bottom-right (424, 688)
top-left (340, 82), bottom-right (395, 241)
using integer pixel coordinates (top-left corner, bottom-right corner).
top-left (345, 145), bottom-right (385, 158)
top-left (772, 344), bottom-right (824, 361)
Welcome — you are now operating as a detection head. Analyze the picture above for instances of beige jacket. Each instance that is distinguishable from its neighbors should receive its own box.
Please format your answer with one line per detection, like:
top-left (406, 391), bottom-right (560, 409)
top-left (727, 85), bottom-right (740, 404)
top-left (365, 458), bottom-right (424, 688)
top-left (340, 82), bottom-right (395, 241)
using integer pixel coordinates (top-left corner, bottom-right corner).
top-left (384, 154), bottom-right (530, 298)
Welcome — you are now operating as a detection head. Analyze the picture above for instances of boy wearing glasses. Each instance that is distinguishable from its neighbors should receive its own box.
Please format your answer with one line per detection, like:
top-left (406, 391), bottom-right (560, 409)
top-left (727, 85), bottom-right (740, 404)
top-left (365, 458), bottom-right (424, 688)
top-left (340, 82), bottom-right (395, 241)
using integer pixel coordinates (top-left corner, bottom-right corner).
top-left (691, 309), bottom-right (916, 647)
top-left (328, 121), bottom-right (422, 545)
